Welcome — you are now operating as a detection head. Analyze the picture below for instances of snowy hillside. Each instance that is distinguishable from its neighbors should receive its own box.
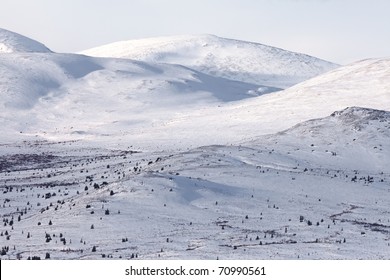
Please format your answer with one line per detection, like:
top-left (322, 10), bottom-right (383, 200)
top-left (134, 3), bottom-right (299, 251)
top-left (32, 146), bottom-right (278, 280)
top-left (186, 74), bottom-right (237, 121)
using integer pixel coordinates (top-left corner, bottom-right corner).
top-left (81, 34), bottom-right (338, 88)
top-left (0, 52), bottom-right (274, 142)
top-left (0, 29), bottom-right (389, 260)
top-left (282, 57), bottom-right (390, 103)
top-left (1, 54), bottom-right (389, 150)
top-left (251, 107), bottom-right (390, 172)
top-left (0, 28), bottom-right (51, 53)
top-left (0, 107), bottom-right (389, 260)
top-left (98, 57), bottom-right (389, 150)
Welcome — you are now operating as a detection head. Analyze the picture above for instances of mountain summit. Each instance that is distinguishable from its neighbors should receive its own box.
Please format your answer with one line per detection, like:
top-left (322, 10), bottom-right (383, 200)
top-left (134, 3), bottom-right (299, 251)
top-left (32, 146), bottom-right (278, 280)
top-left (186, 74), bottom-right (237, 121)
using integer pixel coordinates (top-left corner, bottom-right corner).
top-left (0, 28), bottom-right (52, 53)
top-left (81, 34), bottom-right (338, 88)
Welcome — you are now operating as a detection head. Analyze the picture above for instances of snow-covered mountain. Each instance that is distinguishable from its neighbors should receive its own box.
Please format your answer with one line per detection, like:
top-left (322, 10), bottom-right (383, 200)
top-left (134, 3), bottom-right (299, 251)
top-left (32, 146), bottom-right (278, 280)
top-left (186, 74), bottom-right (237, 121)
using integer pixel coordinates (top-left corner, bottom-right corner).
top-left (81, 34), bottom-right (338, 88)
top-left (0, 31), bottom-right (278, 141)
top-left (1, 51), bottom-right (389, 149)
top-left (0, 29), bottom-right (389, 260)
top-left (109, 57), bottom-right (389, 150)
top-left (0, 28), bottom-right (51, 53)
top-left (3, 29), bottom-right (387, 149)
top-left (0, 51), bottom-right (274, 142)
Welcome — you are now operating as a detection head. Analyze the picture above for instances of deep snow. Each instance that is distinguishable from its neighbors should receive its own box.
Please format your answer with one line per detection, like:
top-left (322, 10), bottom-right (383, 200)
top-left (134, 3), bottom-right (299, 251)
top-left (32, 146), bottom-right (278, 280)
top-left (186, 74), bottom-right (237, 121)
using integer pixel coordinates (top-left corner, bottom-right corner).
top-left (81, 34), bottom-right (338, 88)
top-left (0, 29), bottom-right (389, 260)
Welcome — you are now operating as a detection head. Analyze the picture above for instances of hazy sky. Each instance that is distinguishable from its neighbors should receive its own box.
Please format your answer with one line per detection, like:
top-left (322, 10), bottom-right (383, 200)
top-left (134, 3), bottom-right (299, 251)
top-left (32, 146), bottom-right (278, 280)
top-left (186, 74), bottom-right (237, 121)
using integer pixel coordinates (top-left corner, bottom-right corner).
top-left (1, 0), bottom-right (389, 64)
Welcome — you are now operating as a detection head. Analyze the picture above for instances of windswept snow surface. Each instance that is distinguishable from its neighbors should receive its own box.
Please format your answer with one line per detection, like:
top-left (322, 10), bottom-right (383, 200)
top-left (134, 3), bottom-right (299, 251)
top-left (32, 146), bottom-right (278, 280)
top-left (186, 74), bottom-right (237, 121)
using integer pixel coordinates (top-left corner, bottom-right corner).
top-left (81, 34), bottom-right (338, 88)
top-left (1, 54), bottom-right (389, 150)
top-left (0, 28), bottom-right (51, 53)
top-left (0, 52), bottom-right (273, 142)
top-left (148, 57), bottom-right (390, 148)
top-left (0, 107), bottom-right (389, 260)
top-left (0, 30), bottom-right (389, 260)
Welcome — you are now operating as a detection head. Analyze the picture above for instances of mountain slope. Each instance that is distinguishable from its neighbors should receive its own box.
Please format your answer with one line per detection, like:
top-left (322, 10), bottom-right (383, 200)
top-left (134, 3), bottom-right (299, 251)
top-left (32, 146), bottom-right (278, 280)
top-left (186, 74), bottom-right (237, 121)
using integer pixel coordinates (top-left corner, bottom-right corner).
top-left (0, 52), bottom-right (271, 141)
top-left (283, 57), bottom-right (390, 100)
top-left (0, 28), bottom-right (51, 53)
top-left (1, 55), bottom-right (389, 150)
top-left (81, 34), bottom-right (338, 88)
top-left (250, 107), bottom-right (390, 172)
top-left (1, 107), bottom-right (389, 260)
top-left (115, 57), bottom-right (390, 149)
top-left (0, 29), bottom-right (389, 261)
top-left (1, 30), bottom-right (388, 152)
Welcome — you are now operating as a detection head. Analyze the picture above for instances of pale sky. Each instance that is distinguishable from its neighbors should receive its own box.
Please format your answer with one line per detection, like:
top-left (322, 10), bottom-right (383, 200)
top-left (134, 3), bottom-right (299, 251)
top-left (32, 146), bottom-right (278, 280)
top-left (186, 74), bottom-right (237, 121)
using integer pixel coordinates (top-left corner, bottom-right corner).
top-left (1, 0), bottom-right (389, 64)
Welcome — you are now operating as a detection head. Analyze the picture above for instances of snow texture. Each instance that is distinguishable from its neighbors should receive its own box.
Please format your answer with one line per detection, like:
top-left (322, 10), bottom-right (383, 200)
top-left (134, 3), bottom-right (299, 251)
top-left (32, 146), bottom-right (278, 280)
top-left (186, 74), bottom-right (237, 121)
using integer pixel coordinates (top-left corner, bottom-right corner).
top-left (0, 30), bottom-right (389, 260)
top-left (81, 34), bottom-right (338, 88)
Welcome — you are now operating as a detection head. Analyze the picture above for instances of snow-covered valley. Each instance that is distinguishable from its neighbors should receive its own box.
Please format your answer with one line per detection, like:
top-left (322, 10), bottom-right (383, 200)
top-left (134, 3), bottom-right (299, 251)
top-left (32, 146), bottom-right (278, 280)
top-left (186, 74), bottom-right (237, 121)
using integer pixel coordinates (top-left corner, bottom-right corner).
top-left (0, 28), bottom-right (389, 260)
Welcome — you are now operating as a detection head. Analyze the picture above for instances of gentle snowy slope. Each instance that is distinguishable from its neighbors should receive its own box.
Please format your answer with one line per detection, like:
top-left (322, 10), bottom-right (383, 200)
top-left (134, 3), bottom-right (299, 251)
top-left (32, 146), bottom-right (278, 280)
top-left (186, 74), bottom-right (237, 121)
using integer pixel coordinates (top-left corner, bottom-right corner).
top-left (0, 29), bottom-right (389, 261)
top-left (282, 57), bottom-right (390, 102)
top-left (0, 52), bottom-right (272, 141)
top-left (1, 55), bottom-right (389, 150)
top-left (1, 107), bottom-right (389, 260)
top-left (250, 107), bottom-right (390, 172)
top-left (0, 28), bottom-right (51, 53)
top-left (94, 57), bottom-right (389, 150)
top-left (81, 34), bottom-right (338, 88)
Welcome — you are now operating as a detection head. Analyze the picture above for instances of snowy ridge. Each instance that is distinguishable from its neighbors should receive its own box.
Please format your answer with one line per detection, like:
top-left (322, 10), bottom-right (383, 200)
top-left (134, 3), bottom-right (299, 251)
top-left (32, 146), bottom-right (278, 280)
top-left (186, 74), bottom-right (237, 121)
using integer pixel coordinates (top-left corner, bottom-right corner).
top-left (0, 28), bottom-right (51, 53)
top-left (282, 106), bottom-right (390, 135)
top-left (251, 107), bottom-right (390, 171)
top-left (0, 29), bottom-right (389, 260)
top-left (1, 55), bottom-right (389, 149)
top-left (81, 34), bottom-right (338, 88)
top-left (330, 106), bottom-right (390, 125)
top-left (284, 57), bottom-right (390, 95)
top-left (119, 57), bottom-right (390, 150)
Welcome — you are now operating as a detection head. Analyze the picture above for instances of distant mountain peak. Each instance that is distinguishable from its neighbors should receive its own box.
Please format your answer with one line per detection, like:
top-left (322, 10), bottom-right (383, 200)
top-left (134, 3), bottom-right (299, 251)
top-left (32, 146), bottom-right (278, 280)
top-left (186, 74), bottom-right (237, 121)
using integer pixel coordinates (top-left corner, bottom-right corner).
top-left (0, 28), bottom-right (52, 53)
top-left (81, 34), bottom-right (338, 88)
